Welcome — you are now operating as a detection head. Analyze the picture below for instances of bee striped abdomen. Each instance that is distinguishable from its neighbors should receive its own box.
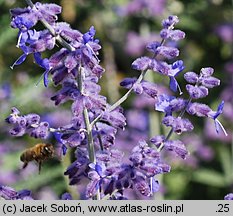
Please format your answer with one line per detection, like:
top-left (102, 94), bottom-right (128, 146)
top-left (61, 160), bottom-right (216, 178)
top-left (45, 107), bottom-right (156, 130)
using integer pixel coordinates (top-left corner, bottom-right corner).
top-left (20, 143), bottom-right (54, 173)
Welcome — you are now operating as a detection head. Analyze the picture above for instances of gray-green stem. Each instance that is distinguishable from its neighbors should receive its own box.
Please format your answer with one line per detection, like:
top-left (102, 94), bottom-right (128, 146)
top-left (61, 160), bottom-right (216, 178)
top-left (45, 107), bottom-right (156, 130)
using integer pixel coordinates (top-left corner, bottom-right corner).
top-left (78, 67), bottom-right (96, 164)
top-left (90, 69), bottom-right (147, 128)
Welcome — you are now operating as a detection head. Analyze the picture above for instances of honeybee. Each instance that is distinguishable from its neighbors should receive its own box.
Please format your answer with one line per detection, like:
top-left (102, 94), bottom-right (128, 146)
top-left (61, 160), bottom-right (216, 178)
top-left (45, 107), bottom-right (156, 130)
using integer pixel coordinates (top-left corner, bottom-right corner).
top-left (20, 143), bottom-right (54, 173)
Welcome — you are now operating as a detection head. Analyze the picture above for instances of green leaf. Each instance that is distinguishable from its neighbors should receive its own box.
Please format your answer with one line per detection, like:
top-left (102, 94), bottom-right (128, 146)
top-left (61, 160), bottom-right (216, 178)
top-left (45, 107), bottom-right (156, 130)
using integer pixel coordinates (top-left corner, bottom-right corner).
top-left (2, 151), bottom-right (21, 171)
top-left (12, 165), bottom-right (63, 191)
top-left (192, 169), bottom-right (226, 187)
top-left (218, 146), bottom-right (233, 182)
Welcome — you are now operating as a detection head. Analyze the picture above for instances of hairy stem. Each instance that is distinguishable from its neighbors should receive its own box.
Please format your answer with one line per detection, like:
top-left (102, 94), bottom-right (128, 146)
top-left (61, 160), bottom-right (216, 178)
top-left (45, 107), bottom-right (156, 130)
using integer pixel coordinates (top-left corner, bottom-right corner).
top-left (90, 69), bottom-right (147, 128)
top-left (78, 67), bottom-right (99, 200)
top-left (78, 67), bottom-right (96, 164)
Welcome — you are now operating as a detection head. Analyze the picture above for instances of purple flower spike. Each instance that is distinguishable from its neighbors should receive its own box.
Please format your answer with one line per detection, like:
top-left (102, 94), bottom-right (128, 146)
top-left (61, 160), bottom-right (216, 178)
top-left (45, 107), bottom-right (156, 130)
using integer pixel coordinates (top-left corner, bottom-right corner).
top-left (207, 101), bottom-right (228, 136)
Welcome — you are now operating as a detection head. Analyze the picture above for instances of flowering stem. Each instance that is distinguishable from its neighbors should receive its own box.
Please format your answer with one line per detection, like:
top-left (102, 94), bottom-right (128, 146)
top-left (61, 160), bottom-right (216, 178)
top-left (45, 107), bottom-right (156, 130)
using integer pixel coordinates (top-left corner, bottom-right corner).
top-left (78, 66), bottom-right (99, 200)
top-left (83, 108), bottom-right (96, 163)
top-left (90, 69), bottom-right (147, 128)
top-left (77, 67), bottom-right (96, 164)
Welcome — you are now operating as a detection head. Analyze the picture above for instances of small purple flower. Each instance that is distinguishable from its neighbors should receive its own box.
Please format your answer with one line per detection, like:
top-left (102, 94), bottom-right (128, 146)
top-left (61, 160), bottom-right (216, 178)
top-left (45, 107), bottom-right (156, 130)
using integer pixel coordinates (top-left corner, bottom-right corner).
top-left (28, 122), bottom-right (50, 139)
top-left (61, 192), bottom-right (72, 200)
top-left (186, 84), bottom-right (208, 99)
top-left (200, 67), bottom-right (214, 77)
top-left (51, 79), bottom-right (80, 105)
top-left (64, 148), bottom-right (89, 185)
top-left (184, 72), bottom-right (199, 84)
top-left (162, 116), bottom-right (194, 134)
top-left (160, 29), bottom-right (185, 41)
top-left (94, 123), bottom-right (117, 149)
top-left (83, 26), bottom-right (97, 44)
top-left (224, 193), bottom-right (233, 200)
top-left (146, 42), bottom-right (179, 59)
top-left (120, 78), bottom-right (158, 98)
top-left (34, 2), bottom-right (62, 24)
top-left (207, 101), bottom-right (228, 136)
top-left (162, 15), bottom-right (179, 29)
top-left (17, 190), bottom-right (33, 200)
top-left (86, 162), bottom-right (106, 198)
top-left (155, 94), bottom-right (186, 116)
top-left (150, 135), bottom-right (165, 147)
top-left (54, 132), bottom-right (67, 156)
top-left (168, 60), bottom-right (185, 93)
top-left (132, 56), bottom-right (151, 71)
top-left (101, 106), bottom-right (126, 130)
top-left (164, 140), bottom-right (188, 159)
top-left (186, 103), bottom-right (211, 117)
top-left (133, 177), bottom-right (151, 196)
top-left (200, 76), bottom-right (220, 89)
top-left (10, 8), bottom-right (38, 31)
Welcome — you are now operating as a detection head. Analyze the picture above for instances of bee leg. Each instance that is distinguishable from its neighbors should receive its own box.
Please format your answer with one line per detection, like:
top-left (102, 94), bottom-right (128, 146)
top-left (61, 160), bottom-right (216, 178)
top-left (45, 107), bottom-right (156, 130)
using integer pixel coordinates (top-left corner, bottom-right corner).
top-left (22, 162), bottom-right (28, 169)
top-left (38, 161), bottom-right (42, 174)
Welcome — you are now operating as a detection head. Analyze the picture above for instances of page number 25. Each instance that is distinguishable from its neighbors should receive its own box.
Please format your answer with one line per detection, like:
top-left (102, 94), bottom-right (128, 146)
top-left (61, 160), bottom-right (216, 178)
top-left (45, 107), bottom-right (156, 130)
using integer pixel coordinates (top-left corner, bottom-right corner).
top-left (217, 204), bottom-right (230, 213)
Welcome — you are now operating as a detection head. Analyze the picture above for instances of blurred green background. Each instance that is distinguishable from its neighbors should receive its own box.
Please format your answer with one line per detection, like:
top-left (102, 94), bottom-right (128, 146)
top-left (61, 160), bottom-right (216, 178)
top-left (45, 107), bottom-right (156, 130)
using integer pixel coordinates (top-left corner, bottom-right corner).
top-left (0, 0), bottom-right (232, 199)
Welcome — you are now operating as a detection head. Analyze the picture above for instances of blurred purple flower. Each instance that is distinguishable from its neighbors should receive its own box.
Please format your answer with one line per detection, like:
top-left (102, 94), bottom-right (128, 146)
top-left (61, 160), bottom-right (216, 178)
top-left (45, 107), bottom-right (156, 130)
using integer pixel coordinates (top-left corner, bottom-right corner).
top-left (0, 83), bottom-right (11, 100)
top-left (215, 24), bottom-right (233, 43)
top-left (125, 32), bottom-right (160, 56)
top-left (0, 185), bottom-right (33, 200)
top-left (117, 0), bottom-right (167, 17)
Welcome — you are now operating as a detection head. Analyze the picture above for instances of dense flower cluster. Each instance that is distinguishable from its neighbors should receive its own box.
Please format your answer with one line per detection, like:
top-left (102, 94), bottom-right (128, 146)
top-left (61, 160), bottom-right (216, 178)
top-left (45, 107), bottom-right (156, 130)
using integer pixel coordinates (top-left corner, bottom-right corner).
top-left (2, 1), bottom-right (228, 200)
